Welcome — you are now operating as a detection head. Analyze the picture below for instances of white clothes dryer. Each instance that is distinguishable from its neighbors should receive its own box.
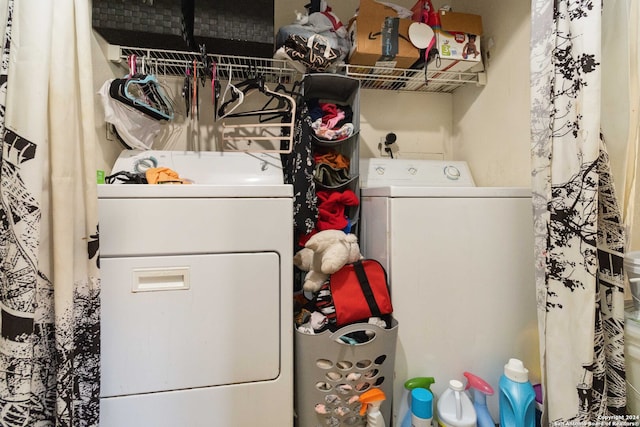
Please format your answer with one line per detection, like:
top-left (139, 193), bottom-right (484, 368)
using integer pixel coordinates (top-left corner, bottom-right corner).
top-left (360, 158), bottom-right (539, 423)
top-left (98, 150), bottom-right (293, 427)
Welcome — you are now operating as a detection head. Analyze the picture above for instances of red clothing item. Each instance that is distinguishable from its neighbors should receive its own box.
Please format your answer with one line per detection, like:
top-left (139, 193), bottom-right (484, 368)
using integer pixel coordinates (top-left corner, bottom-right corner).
top-left (316, 189), bottom-right (359, 231)
top-left (320, 103), bottom-right (344, 129)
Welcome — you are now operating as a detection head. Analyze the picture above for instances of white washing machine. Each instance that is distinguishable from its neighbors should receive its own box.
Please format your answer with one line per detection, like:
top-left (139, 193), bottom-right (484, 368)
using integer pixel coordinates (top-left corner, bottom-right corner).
top-left (360, 158), bottom-right (539, 423)
top-left (98, 150), bottom-right (293, 427)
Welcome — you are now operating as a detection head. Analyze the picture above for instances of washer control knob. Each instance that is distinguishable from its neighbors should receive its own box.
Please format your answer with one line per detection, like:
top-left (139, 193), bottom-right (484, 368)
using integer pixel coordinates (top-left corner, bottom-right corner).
top-left (408, 167), bottom-right (417, 175)
top-left (375, 166), bottom-right (386, 175)
top-left (444, 165), bottom-right (461, 180)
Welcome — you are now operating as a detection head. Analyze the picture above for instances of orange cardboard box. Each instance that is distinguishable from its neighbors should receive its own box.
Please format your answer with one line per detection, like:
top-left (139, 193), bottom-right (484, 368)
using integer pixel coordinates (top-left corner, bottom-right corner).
top-left (347, 0), bottom-right (420, 69)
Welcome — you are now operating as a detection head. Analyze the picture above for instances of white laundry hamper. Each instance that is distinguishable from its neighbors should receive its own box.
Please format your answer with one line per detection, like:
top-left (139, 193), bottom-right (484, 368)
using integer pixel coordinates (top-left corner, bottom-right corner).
top-left (294, 319), bottom-right (398, 427)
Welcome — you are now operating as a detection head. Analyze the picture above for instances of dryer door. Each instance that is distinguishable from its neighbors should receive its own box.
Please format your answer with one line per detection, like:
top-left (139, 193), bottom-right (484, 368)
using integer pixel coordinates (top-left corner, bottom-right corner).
top-left (100, 252), bottom-right (280, 397)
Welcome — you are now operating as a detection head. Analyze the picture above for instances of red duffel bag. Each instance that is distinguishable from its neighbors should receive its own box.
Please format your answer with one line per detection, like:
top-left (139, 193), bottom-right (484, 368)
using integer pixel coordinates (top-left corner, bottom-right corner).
top-left (329, 259), bottom-right (393, 326)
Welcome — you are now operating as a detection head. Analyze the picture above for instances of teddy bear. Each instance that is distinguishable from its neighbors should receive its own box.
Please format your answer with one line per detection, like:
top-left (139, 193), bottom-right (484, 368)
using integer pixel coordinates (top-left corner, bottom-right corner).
top-left (294, 229), bottom-right (362, 292)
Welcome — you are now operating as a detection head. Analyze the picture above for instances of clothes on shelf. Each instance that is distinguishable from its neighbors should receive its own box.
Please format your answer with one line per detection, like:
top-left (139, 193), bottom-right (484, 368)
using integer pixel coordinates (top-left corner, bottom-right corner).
top-left (307, 99), bottom-right (355, 141)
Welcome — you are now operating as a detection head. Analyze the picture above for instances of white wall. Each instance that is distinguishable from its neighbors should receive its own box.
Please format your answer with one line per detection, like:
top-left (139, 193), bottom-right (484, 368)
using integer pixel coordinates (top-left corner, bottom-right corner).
top-left (602, 0), bottom-right (640, 251)
top-left (359, 91), bottom-right (452, 159)
top-left (449, 0), bottom-right (531, 187)
top-left (602, 0), bottom-right (631, 196)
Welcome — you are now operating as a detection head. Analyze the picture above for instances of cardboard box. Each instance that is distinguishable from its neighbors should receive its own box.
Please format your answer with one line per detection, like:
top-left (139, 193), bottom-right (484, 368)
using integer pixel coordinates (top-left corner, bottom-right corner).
top-left (347, 0), bottom-right (420, 69)
top-left (431, 10), bottom-right (483, 72)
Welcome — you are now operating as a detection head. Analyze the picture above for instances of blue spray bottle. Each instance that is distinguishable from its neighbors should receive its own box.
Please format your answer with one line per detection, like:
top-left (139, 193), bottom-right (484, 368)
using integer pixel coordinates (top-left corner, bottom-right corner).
top-left (398, 377), bottom-right (435, 427)
top-left (463, 371), bottom-right (496, 427)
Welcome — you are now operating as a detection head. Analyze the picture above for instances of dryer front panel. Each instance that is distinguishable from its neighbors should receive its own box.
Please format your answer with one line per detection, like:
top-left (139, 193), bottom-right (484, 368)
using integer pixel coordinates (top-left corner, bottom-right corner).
top-left (100, 252), bottom-right (281, 397)
top-left (98, 197), bottom-right (293, 257)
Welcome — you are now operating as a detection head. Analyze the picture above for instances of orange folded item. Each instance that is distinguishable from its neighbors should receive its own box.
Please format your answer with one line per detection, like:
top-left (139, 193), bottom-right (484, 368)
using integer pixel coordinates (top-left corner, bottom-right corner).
top-left (145, 167), bottom-right (192, 184)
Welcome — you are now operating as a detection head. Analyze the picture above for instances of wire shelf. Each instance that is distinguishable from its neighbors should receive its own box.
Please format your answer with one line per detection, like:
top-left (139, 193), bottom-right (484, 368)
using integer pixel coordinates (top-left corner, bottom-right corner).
top-left (116, 45), bottom-right (483, 94)
top-left (119, 46), bottom-right (299, 85)
top-left (342, 64), bottom-right (481, 93)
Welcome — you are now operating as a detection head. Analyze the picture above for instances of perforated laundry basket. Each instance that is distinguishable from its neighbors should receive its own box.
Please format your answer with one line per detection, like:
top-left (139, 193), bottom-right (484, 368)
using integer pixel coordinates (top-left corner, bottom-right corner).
top-left (294, 319), bottom-right (398, 427)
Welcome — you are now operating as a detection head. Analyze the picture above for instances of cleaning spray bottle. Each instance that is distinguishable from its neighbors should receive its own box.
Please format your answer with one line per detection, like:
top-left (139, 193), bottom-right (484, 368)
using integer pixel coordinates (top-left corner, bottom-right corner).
top-left (359, 388), bottom-right (387, 427)
top-left (463, 372), bottom-right (496, 427)
top-left (398, 377), bottom-right (436, 427)
top-left (436, 379), bottom-right (476, 427)
top-left (411, 387), bottom-right (434, 426)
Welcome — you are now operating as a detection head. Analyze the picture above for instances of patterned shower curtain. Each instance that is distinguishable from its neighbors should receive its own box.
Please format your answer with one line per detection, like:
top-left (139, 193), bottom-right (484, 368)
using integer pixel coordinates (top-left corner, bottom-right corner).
top-left (531, 0), bottom-right (628, 422)
top-left (0, 0), bottom-right (100, 425)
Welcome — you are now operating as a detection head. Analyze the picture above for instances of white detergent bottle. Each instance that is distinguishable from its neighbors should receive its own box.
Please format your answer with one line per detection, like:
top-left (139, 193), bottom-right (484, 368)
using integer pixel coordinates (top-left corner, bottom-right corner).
top-left (436, 379), bottom-right (477, 427)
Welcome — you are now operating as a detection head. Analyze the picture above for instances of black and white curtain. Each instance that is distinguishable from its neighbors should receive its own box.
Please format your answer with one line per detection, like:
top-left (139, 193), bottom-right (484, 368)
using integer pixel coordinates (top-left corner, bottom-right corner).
top-left (0, 0), bottom-right (100, 425)
top-left (531, 0), bottom-right (628, 422)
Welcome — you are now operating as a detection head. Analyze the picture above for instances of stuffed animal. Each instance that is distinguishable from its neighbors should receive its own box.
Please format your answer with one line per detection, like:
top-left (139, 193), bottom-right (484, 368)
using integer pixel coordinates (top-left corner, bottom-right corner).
top-left (294, 229), bottom-right (362, 292)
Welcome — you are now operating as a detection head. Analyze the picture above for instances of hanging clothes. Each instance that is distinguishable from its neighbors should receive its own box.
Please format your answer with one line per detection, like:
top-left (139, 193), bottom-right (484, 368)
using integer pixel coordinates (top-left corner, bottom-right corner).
top-left (530, 1), bottom-right (627, 422)
top-left (281, 101), bottom-right (318, 239)
top-left (0, 0), bottom-right (101, 425)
